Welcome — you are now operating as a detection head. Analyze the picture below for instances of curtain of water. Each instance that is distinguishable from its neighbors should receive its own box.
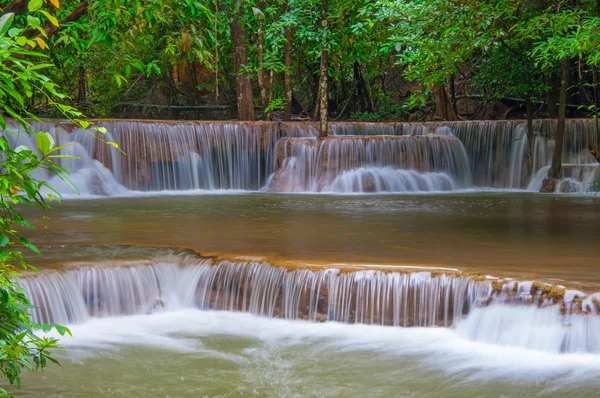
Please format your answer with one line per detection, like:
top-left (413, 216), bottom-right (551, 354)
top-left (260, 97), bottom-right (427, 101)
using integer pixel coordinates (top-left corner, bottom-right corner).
top-left (266, 136), bottom-right (472, 192)
top-left (3, 119), bottom-right (599, 193)
top-left (18, 259), bottom-right (600, 353)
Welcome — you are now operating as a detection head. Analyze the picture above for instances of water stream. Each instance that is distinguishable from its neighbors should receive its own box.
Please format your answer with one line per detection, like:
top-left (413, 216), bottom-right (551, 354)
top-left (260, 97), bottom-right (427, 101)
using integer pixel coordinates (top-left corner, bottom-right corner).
top-left (3, 119), bottom-right (598, 195)
top-left (3, 119), bottom-right (600, 396)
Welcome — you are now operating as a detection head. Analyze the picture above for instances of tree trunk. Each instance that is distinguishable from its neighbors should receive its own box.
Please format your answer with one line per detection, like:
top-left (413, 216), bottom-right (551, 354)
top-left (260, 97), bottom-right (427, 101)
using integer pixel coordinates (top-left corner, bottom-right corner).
top-left (283, 2), bottom-right (293, 121)
top-left (548, 58), bottom-right (570, 179)
top-left (230, 4), bottom-right (255, 121)
top-left (256, 2), bottom-right (269, 119)
top-left (317, 0), bottom-right (328, 137)
top-left (354, 61), bottom-right (374, 113)
top-left (77, 66), bottom-right (86, 107)
top-left (214, 0), bottom-right (219, 104)
top-left (525, 95), bottom-right (534, 179)
top-left (545, 72), bottom-right (559, 118)
top-left (449, 74), bottom-right (458, 117)
top-left (433, 84), bottom-right (458, 121)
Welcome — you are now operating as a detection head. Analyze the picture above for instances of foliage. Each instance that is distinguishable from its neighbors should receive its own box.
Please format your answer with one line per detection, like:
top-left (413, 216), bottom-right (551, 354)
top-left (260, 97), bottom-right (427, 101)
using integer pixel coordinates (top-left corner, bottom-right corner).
top-left (0, 0), bottom-right (103, 393)
top-left (3, 0), bottom-right (600, 122)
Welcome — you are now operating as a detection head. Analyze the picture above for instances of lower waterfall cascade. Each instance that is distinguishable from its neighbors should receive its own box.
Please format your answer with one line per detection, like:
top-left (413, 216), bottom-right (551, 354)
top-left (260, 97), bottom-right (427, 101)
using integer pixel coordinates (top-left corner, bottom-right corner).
top-left (18, 254), bottom-right (600, 355)
top-left (2, 118), bottom-right (599, 195)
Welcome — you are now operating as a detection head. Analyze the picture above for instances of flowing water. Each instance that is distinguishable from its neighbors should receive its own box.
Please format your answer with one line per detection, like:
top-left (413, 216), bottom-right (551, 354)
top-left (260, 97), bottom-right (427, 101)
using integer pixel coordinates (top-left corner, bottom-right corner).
top-left (3, 119), bottom-right (600, 396)
top-left (3, 118), bottom-right (599, 195)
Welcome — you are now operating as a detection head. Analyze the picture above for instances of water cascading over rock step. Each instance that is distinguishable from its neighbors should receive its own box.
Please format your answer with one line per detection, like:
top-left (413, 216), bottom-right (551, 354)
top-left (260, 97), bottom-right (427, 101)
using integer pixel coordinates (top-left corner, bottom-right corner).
top-left (265, 136), bottom-right (472, 192)
top-left (3, 118), bottom-right (599, 194)
top-left (18, 257), bottom-right (600, 354)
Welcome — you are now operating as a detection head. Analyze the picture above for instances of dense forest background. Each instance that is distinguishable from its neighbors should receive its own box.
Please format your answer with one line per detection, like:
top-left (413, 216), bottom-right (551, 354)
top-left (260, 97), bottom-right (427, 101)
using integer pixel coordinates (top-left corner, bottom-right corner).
top-left (2, 0), bottom-right (600, 126)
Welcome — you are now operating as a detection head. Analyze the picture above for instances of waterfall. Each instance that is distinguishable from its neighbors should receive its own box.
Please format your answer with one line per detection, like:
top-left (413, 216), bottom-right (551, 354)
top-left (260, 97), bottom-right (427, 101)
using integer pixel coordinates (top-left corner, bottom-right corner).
top-left (19, 261), bottom-right (487, 327)
top-left (326, 119), bottom-right (599, 190)
top-left (2, 120), bottom-right (127, 196)
top-left (91, 121), bottom-right (316, 191)
top-left (18, 258), bottom-right (600, 354)
top-left (3, 118), bottom-right (599, 194)
top-left (326, 167), bottom-right (458, 193)
top-left (456, 304), bottom-right (600, 354)
top-left (266, 136), bottom-right (473, 193)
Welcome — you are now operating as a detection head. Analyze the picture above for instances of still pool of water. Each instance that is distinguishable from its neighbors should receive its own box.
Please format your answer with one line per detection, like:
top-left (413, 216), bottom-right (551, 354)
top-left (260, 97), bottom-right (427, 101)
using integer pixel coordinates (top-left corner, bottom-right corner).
top-left (12, 310), bottom-right (600, 397)
top-left (22, 192), bottom-right (600, 286)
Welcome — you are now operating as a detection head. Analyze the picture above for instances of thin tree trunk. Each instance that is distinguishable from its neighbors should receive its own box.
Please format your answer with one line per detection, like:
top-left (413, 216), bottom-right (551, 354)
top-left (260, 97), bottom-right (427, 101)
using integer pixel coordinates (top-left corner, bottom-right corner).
top-left (317, 0), bottom-right (328, 137)
top-left (449, 75), bottom-right (458, 117)
top-left (77, 66), bottom-right (86, 107)
top-left (283, 2), bottom-right (293, 121)
top-left (546, 72), bottom-right (559, 118)
top-left (548, 58), bottom-right (570, 179)
top-left (230, 3), bottom-right (255, 121)
top-left (214, 0), bottom-right (219, 104)
top-left (525, 94), bottom-right (534, 179)
top-left (256, 2), bottom-right (269, 119)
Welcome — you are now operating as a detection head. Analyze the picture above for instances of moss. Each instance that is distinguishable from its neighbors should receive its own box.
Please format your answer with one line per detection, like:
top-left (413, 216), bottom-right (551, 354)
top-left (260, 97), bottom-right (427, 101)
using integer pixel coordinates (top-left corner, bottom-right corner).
top-left (491, 279), bottom-right (504, 293)
top-left (469, 273), bottom-right (486, 282)
top-left (531, 282), bottom-right (565, 303)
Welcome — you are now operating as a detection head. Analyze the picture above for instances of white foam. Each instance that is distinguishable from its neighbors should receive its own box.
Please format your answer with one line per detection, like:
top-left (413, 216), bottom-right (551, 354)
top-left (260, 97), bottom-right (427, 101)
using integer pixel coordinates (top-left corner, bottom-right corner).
top-left (45, 309), bottom-right (600, 383)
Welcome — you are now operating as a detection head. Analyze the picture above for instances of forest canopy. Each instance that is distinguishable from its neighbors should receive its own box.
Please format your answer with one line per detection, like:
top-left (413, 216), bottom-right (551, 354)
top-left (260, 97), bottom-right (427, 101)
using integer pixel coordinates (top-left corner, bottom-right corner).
top-left (1, 0), bottom-right (598, 126)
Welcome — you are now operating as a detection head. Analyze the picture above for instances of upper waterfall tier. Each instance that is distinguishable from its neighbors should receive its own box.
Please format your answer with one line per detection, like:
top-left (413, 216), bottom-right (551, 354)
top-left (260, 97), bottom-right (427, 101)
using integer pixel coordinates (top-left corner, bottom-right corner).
top-left (265, 136), bottom-right (472, 192)
top-left (2, 119), bottom-right (598, 194)
top-left (18, 255), bottom-right (600, 354)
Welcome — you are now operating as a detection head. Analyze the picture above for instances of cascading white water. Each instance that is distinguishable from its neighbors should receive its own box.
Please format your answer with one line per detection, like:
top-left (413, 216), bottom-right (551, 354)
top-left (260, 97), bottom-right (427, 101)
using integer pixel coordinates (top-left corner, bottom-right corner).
top-left (266, 136), bottom-right (473, 193)
top-left (18, 258), bottom-right (600, 354)
top-left (328, 119), bottom-right (600, 191)
top-left (527, 164), bottom-right (600, 192)
top-left (456, 304), bottom-right (600, 354)
top-left (91, 120), bottom-right (317, 191)
top-left (325, 167), bottom-right (458, 193)
top-left (2, 121), bottom-right (127, 196)
top-left (19, 260), bottom-right (488, 327)
top-left (3, 118), bottom-right (599, 194)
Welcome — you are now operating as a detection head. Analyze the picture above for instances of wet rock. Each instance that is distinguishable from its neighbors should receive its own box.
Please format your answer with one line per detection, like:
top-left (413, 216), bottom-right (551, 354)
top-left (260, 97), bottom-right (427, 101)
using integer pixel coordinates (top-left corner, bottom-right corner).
top-left (539, 177), bottom-right (560, 193)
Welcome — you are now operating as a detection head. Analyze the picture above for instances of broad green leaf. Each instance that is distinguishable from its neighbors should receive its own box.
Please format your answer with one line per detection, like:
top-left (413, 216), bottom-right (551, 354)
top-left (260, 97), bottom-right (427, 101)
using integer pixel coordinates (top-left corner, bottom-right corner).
top-left (40, 10), bottom-right (59, 27)
top-left (8, 27), bottom-right (20, 37)
top-left (27, 15), bottom-right (41, 30)
top-left (28, 0), bottom-right (43, 12)
top-left (36, 131), bottom-right (55, 155)
top-left (0, 13), bottom-right (14, 37)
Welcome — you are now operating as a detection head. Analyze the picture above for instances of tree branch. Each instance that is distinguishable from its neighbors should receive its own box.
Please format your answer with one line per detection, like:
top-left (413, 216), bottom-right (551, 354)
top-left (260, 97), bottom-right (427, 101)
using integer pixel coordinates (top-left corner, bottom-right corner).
top-left (36, 1), bottom-right (90, 40)
top-left (3, 0), bottom-right (28, 15)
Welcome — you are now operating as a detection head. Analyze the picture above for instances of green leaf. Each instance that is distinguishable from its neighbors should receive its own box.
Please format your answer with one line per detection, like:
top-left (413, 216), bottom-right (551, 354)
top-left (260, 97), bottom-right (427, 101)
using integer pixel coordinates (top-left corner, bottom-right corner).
top-left (0, 13), bottom-right (14, 37)
top-left (27, 15), bottom-right (41, 30)
top-left (54, 324), bottom-right (66, 336)
top-left (16, 36), bottom-right (27, 46)
top-left (0, 234), bottom-right (9, 247)
top-left (36, 131), bottom-right (54, 155)
top-left (18, 238), bottom-right (40, 254)
top-left (8, 27), bottom-right (21, 37)
top-left (28, 0), bottom-right (43, 12)
top-left (40, 10), bottom-right (59, 28)
top-left (41, 324), bottom-right (52, 333)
